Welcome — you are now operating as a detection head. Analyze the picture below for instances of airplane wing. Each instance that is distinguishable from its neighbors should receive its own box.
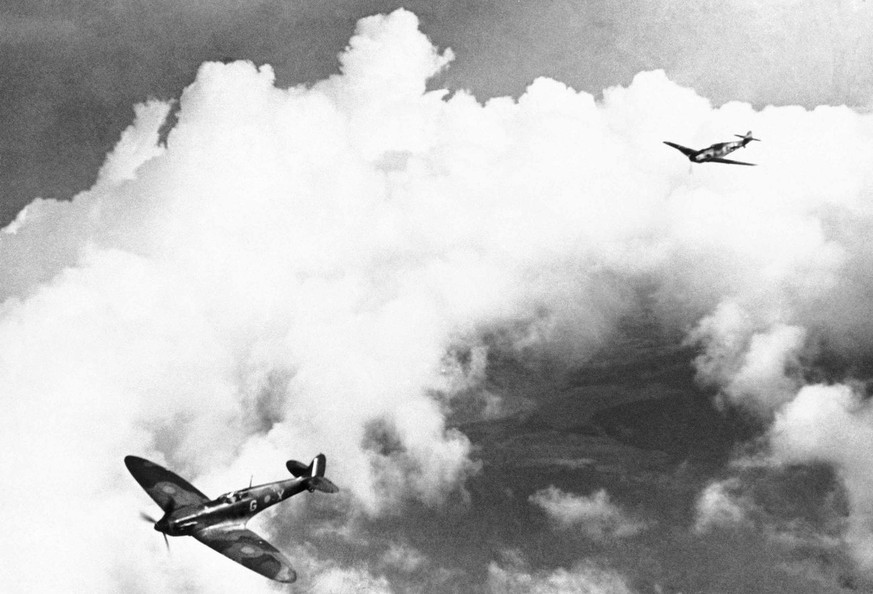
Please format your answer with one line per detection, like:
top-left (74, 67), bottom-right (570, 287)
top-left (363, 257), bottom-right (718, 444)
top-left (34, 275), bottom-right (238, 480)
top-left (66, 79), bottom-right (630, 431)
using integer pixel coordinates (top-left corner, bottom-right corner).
top-left (194, 526), bottom-right (297, 583)
top-left (708, 157), bottom-right (756, 166)
top-left (663, 141), bottom-right (697, 157)
top-left (124, 455), bottom-right (209, 512)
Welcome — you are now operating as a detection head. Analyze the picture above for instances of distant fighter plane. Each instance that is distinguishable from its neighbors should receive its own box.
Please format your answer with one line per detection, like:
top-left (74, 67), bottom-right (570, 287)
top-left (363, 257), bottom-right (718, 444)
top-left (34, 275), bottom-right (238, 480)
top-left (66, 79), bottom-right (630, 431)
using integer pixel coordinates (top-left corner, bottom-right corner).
top-left (125, 454), bottom-right (339, 583)
top-left (663, 131), bottom-right (760, 166)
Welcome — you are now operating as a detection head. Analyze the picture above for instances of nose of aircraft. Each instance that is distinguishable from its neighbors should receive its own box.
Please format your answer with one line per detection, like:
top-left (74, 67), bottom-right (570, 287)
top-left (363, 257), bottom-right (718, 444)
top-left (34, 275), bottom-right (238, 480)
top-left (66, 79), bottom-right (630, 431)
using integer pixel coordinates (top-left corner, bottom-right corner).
top-left (154, 517), bottom-right (168, 533)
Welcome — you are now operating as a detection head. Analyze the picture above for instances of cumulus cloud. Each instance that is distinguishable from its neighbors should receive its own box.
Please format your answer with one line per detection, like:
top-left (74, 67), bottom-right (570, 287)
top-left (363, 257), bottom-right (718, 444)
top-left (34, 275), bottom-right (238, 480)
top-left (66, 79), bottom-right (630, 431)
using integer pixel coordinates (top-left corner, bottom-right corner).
top-left (688, 302), bottom-right (807, 414)
top-left (5, 5), bottom-right (873, 591)
top-left (530, 487), bottom-right (647, 539)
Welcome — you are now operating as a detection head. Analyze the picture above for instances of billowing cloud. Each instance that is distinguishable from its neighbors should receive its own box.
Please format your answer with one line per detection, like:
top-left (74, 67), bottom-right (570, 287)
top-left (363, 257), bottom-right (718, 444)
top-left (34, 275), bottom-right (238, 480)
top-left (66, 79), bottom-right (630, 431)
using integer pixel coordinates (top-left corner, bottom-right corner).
top-left (4, 5), bottom-right (873, 591)
top-left (688, 302), bottom-right (807, 414)
top-left (530, 487), bottom-right (646, 539)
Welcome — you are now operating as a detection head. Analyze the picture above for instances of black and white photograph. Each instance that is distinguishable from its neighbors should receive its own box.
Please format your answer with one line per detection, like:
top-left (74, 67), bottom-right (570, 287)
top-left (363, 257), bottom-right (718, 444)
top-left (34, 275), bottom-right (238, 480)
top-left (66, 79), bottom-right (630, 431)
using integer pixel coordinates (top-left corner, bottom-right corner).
top-left (2, 2), bottom-right (873, 592)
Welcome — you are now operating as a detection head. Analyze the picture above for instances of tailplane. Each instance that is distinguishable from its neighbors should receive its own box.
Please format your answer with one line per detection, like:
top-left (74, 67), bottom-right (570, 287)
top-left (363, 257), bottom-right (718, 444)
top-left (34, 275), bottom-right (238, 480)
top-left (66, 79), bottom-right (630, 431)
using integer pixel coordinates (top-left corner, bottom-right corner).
top-left (307, 476), bottom-right (339, 494)
top-left (734, 130), bottom-right (760, 142)
top-left (286, 454), bottom-right (338, 494)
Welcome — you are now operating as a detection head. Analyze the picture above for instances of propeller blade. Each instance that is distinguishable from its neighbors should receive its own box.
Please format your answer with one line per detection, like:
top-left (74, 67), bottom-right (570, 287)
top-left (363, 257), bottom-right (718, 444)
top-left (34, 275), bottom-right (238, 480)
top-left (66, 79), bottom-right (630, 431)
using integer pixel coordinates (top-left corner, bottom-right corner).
top-left (140, 512), bottom-right (157, 524)
top-left (138, 511), bottom-right (170, 552)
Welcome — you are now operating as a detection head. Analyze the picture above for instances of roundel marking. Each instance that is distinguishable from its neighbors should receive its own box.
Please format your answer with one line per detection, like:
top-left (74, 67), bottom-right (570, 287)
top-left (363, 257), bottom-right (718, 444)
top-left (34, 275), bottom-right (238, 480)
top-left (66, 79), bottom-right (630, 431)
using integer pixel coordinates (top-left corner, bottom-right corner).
top-left (264, 494), bottom-right (272, 503)
top-left (240, 545), bottom-right (258, 556)
top-left (160, 484), bottom-right (177, 494)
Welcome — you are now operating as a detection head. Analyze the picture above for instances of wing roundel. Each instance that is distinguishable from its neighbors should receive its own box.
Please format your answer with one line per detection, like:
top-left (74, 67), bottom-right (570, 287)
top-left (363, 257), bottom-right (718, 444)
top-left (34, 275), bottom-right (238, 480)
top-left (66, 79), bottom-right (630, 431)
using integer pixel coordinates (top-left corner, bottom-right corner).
top-left (194, 526), bottom-right (297, 583)
top-left (124, 455), bottom-right (209, 512)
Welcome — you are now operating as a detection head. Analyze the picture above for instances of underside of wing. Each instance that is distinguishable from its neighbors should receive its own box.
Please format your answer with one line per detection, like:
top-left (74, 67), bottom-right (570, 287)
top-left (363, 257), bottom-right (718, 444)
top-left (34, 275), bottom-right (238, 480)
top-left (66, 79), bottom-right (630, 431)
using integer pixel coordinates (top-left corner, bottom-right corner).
top-left (663, 141), bottom-right (696, 157)
top-left (194, 526), bottom-right (297, 583)
top-left (708, 157), bottom-right (756, 166)
top-left (124, 455), bottom-right (209, 512)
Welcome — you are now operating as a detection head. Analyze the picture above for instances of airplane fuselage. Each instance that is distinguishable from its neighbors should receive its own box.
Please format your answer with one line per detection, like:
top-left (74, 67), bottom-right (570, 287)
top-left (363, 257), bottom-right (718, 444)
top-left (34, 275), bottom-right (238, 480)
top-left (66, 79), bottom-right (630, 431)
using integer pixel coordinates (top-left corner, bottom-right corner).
top-left (690, 139), bottom-right (747, 162)
top-left (157, 477), bottom-right (310, 537)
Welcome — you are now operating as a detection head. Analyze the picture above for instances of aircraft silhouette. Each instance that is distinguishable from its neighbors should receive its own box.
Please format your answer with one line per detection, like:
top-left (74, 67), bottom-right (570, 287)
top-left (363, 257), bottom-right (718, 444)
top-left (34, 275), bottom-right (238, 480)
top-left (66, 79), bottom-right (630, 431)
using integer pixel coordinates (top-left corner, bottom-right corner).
top-left (664, 131), bottom-right (760, 166)
top-left (125, 453), bottom-right (338, 583)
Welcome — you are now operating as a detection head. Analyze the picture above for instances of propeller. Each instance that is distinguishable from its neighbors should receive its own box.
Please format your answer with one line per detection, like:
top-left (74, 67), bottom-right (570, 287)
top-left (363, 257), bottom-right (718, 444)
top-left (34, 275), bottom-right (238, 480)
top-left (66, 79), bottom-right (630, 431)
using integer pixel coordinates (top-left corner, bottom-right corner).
top-left (139, 512), bottom-right (170, 552)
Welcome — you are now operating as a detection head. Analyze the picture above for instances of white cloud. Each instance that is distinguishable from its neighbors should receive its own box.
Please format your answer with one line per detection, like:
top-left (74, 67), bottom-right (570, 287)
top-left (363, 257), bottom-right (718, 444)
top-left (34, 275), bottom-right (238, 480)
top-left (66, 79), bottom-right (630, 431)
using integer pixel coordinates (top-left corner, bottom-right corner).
top-left (96, 100), bottom-right (172, 186)
top-left (688, 302), bottom-right (807, 414)
top-left (530, 487), bottom-right (646, 539)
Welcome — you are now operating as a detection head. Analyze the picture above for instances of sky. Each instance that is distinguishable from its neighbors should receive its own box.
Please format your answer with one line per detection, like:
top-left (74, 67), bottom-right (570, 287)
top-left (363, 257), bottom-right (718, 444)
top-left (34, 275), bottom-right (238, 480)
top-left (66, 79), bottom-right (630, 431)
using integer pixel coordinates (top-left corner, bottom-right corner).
top-left (4, 0), bottom-right (873, 225)
top-left (3, 2), bottom-right (873, 593)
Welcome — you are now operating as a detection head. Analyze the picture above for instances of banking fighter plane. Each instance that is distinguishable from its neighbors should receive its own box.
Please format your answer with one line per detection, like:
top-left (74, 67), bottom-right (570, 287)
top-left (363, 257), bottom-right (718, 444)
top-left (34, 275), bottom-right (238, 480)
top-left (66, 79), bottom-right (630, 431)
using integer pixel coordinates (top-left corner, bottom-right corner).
top-left (664, 131), bottom-right (760, 166)
top-left (126, 453), bottom-right (338, 583)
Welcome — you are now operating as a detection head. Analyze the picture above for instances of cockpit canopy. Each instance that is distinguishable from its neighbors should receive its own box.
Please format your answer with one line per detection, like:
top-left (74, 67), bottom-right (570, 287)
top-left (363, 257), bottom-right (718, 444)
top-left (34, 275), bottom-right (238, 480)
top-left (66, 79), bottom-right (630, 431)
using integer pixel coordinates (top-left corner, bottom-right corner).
top-left (219, 491), bottom-right (242, 504)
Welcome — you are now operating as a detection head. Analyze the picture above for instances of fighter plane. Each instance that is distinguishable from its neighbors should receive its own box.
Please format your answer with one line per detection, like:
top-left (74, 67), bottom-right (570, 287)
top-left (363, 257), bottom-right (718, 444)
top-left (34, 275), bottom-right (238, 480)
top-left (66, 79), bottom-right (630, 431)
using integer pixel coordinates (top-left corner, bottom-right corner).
top-left (125, 453), bottom-right (339, 583)
top-left (663, 131), bottom-right (760, 166)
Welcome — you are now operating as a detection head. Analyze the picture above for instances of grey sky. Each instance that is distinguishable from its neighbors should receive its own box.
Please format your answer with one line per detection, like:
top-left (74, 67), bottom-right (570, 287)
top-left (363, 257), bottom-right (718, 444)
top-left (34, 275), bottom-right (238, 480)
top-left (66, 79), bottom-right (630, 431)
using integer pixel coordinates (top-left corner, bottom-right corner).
top-left (2, 1), bottom-right (872, 225)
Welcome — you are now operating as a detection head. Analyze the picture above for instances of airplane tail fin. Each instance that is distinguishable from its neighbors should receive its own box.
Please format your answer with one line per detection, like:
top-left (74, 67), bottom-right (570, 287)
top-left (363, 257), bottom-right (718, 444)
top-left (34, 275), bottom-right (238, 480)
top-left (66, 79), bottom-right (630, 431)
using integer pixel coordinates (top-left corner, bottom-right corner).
top-left (286, 454), bottom-right (325, 477)
top-left (286, 454), bottom-right (339, 494)
top-left (734, 131), bottom-right (760, 142)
